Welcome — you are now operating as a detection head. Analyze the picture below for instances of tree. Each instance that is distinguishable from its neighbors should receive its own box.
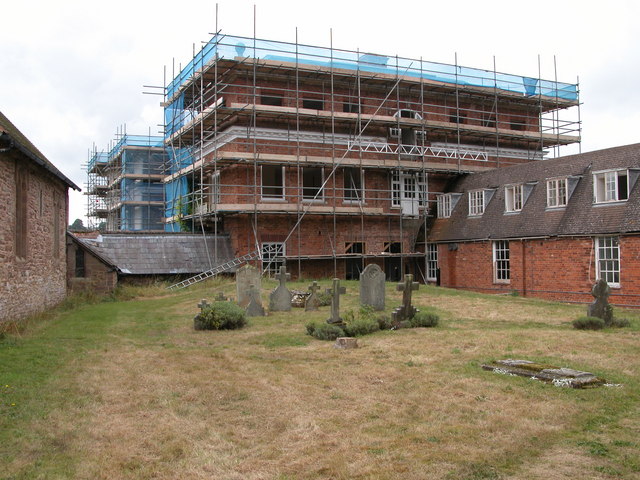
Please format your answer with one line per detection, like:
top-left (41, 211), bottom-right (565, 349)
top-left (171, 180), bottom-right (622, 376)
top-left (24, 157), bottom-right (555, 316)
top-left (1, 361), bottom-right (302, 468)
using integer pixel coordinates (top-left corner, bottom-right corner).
top-left (69, 218), bottom-right (88, 232)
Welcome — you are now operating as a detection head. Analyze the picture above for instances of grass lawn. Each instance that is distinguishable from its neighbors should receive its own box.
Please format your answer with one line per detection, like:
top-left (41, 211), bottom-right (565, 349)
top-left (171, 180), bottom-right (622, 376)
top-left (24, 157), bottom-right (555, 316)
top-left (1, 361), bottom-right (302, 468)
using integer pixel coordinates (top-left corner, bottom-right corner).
top-left (1, 278), bottom-right (639, 479)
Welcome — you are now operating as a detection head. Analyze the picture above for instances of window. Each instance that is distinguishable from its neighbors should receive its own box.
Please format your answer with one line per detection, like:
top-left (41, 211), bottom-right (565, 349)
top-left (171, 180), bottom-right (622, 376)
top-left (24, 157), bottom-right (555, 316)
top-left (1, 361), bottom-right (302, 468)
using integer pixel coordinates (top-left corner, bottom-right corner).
top-left (303, 167), bottom-right (323, 201)
top-left (261, 94), bottom-right (283, 106)
top-left (427, 244), bottom-right (438, 281)
top-left (594, 170), bottom-right (628, 203)
top-left (343, 101), bottom-right (360, 113)
top-left (391, 171), bottom-right (428, 208)
top-left (449, 112), bottom-right (466, 124)
top-left (211, 171), bottom-right (221, 204)
top-left (547, 178), bottom-right (568, 208)
top-left (493, 240), bottom-right (510, 283)
top-left (394, 109), bottom-right (423, 120)
top-left (302, 98), bottom-right (323, 110)
top-left (344, 167), bottom-right (363, 203)
top-left (505, 184), bottom-right (524, 212)
top-left (469, 190), bottom-right (485, 216)
top-left (15, 164), bottom-right (28, 258)
top-left (345, 242), bottom-right (364, 254)
top-left (383, 242), bottom-right (402, 253)
top-left (510, 116), bottom-right (526, 131)
top-left (437, 194), bottom-right (453, 218)
top-left (75, 248), bottom-right (86, 277)
top-left (596, 237), bottom-right (620, 286)
top-left (262, 166), bottom-right (284, 199)
top-left (262, 242), bottom-right (285, 276)
top-left (483, 114), bottom-right (496, 128)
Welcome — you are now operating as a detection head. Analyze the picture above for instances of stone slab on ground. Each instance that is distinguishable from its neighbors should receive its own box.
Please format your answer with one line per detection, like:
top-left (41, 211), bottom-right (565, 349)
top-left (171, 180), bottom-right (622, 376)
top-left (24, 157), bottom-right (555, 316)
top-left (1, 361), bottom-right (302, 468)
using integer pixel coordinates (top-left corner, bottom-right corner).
top-left (482, 359), bottom-right (607, 388)
top-left (334, 337), bottom-right (358, 349)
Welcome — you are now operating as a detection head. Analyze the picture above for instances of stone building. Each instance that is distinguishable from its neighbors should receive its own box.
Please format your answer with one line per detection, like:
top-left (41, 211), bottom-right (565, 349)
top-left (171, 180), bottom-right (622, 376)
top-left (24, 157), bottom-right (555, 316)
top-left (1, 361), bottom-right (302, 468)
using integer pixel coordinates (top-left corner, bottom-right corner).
top-left (0, 111), bottom-right (80, 323)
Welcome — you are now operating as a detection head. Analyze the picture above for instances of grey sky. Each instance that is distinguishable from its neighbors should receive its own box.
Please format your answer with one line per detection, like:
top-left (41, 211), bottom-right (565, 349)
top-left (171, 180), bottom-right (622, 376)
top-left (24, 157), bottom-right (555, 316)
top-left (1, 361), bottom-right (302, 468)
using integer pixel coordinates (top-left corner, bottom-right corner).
top-left (2, 0), bottom-right (639, 224)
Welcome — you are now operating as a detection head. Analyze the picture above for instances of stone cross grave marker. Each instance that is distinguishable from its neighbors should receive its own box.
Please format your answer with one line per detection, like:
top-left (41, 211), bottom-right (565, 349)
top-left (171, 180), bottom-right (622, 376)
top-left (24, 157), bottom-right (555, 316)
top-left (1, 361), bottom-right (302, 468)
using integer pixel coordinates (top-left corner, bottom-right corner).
top-left (245, 283), bottom-right (265, 317)
top-left (326, 278), bottom-right (346, 324)
top-left (215, 292), bottom-right (228, 302)
top-left (269, 265), bottom-right (292, 312)
top-left (587, 278), bottom-right (613, 326)
top-left (197, 299), bottom-right (211, 313)
top-left (236, 264), bottom-right (261, 308)
top-left (305, 281), bottom-right (321, 311)
top-left (392, 274), bottom-right (419, 324)
top-left (359, 264), bottom-right (386, 311)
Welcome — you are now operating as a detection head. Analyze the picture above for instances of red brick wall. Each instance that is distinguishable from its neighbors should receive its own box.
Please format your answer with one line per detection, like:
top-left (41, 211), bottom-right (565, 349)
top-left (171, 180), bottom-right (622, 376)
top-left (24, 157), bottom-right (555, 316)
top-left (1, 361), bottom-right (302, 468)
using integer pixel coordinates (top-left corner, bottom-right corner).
top-left (1, 154), bottom-right (69, 323)
top-left (437, 236), bottom-right (640, 307)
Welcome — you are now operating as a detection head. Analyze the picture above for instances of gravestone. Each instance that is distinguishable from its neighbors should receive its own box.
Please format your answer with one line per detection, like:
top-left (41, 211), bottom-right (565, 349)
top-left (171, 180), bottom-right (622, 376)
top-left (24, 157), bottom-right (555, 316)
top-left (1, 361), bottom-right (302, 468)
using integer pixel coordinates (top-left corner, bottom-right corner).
top-left (269, 265), bottom-right (292, 311)
top-left (587, 278), bottom-right (613, 326)
top-left (305, 281), bottom-right (321, 311)
top-left (236, 264), bottom-right (261, 308)
top-left (334, 337), bottom-right (358, 349)
top-left (197, 299), bottom-right (211, 314)
top-left (482, 359), bottom-right (607, 389)
top-left (360, 264), bottom-right (386, 311)
top-left (215, 292), bottom-right (228, 302)
top-left (392, 274), bottom-right (419, 325)
top-left (245, 283), bottom-right (265, 317)
top-left (326, 278), bottom-right (346, 325)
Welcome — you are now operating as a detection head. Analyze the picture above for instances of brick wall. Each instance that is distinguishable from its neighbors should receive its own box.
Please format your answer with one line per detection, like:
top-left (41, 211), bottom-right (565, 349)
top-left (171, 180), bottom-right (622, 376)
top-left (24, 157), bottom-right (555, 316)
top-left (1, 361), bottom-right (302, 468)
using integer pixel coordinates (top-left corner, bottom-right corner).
top-left (1, 155), bottom-right (69, 323)
top-left (437, 236), bottom-right (640, 307)
top-left (66, 237), bottom-right (118, 295)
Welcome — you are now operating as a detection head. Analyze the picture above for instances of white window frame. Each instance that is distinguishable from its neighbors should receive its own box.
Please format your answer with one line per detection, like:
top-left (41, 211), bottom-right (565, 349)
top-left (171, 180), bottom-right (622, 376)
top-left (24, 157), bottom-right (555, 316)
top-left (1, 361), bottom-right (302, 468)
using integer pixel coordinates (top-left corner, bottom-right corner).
top-left (492, 240), bottom-right (510, 284)
top-left (595, 236), bottom-right (620, 287)
top-left (261, 165), bottom-right (285, 200)
top-left (593, 169), bottom-right (629, 204)
top-left (426, 243), bottom-right (438, 281)
top-left (505, 184), bottom-right (524, 213)
top-left (391, 171), bottom-right (428, 208)
top-left (469, 190), bottom-right (485, 216)
top-left (211, 171), bottom-right (221, 204)
top-left (546, 178), bottom-right (568, 208)
top-left (262, 242), bottom-right (285, 276)
top-left (437, 194), bottom-right (453, 218)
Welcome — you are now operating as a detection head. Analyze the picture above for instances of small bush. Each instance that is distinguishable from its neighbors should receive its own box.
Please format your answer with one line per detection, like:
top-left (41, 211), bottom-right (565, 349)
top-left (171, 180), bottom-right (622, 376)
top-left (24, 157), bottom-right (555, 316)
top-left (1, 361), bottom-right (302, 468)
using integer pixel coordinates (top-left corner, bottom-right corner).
top-left (376, 314), bottom-right (393, 330)
top-left (410, 311), bottom-right (439, 328)
top-left (305, 320), bottom-right (319, 336)
top-left (572, 316), bottom-right (605, 330)
top-left (194, 301), bottom-right (247, 330)
top-left (611, 317), bottom-right (631, 328)
top-left (344, 317), bottom-right (380, 337)
top-left (309, 322), bottom-right (345, 341)
top-left (317, 292), bottom-right (332, 307)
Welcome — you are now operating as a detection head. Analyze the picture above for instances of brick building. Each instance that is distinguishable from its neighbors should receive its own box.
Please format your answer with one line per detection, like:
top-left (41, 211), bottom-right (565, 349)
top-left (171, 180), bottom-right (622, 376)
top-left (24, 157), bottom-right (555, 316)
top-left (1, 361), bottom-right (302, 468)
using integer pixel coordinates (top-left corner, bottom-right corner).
top-left (0, 111), bottom-right (80, 323)
top-left (428, 143), bottom-right (640, 306)
top-left (156, 33), bottom-right (579, 282)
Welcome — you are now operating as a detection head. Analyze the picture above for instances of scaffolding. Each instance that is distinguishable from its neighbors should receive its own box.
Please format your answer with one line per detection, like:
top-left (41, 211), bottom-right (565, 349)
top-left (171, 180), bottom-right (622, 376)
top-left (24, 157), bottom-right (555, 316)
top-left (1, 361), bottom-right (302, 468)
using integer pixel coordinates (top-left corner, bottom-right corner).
top-left (161, 32), bottom-right (580, 281)
top-left (86, 133), bottom-right (167, 231)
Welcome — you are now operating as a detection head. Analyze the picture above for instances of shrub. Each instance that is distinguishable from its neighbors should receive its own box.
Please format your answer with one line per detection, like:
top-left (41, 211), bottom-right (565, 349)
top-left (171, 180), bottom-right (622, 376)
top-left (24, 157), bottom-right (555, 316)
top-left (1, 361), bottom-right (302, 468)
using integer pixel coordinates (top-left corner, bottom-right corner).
top-left (344, 317), bottom-right (380, 337)
top-left (194, 301), bottom-right (247, 330)
top-left (376, 314), bottom-right (393, 330)
top-left (572, 316), bottom-right (605, 330)
top-left (309, 322), bottom-right (345, 341)
top-left (317, 292), bottom-right (333, 307)
top-left (611, 317), bottom-right (631, 328)
top-left (410, 311), bottom-right (439, 328)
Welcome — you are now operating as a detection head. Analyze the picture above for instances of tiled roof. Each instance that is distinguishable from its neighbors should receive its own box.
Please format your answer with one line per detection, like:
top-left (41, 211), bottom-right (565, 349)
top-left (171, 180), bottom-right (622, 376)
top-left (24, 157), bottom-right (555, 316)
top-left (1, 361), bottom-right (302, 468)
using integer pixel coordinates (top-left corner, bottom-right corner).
top-left (80, 233), bottom-right (235, 275)
top-left (0, 111), bottom-right (81, 190)
top-left (428, 143), bottom-right (640, 242)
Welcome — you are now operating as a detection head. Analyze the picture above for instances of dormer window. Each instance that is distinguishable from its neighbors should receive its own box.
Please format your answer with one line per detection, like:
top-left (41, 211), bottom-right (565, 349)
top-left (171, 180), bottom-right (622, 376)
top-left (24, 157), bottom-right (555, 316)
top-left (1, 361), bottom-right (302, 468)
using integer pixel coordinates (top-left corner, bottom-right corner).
top-left (593, 170), bottom-right (628, 204)
top-left (469, 190), bottom-right (485, 216)
top-left (436, 193), bottom-right (462, 218)
top-left (505, 184), bottom-right (524, 212)
top-left (547, 178), bottom-right (568, 208)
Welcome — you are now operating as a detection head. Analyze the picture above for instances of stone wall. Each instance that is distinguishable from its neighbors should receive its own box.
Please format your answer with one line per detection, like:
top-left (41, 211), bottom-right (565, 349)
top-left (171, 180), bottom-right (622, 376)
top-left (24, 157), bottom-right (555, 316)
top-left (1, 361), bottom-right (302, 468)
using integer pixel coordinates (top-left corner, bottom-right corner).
top-left (0, 154), bottom-right (69, 323)
top-left (66, 237), bottom-right (118, 295)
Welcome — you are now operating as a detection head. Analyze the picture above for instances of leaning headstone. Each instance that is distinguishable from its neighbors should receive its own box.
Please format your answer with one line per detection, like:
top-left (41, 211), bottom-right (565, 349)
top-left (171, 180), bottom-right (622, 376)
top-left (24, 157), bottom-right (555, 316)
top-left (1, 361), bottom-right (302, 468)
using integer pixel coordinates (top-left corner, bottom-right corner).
top-left (360, 264), bottom-right (386, 311)
top-left (326, 278), bottom-right (346, 325)
top-left (269, 265), bottom-right (292, 312)
top-left (392, 274), bottom-right (419, 324)
top-left (305, 281), bottom-right (321, 311)
top-left (236, 264), bottom-right (261, 308)
top-left (587, 278), bottom-right (613, 326)
top-left (245, 283), bottom-right (265, 317)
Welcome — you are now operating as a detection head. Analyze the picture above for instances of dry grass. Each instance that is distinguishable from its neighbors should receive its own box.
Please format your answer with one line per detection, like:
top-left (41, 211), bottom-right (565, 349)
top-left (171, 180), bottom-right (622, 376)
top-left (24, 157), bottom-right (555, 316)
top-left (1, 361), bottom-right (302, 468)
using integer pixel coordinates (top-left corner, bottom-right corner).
top-left (2, 279), bottom-right (639, 479)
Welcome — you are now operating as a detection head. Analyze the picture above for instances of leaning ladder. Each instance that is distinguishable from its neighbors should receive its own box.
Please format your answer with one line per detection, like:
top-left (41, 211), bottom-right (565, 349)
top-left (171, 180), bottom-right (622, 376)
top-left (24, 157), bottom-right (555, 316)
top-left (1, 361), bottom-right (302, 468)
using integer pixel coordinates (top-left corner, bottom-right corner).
top-left (167, 250), bottom-right (262, 290)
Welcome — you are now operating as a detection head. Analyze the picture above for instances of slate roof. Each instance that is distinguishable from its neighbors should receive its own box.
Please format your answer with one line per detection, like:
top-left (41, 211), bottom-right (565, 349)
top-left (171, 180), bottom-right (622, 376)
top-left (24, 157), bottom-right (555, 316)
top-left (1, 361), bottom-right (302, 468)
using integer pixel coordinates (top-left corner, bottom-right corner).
top-left (0, 111), bottom-right (81, 190)
top-left (428, 143), bottom-right (640, 242)
top-left (80, 234), bottom-right (235, 275)
top-left (67, 232), bottom-right (118, 271)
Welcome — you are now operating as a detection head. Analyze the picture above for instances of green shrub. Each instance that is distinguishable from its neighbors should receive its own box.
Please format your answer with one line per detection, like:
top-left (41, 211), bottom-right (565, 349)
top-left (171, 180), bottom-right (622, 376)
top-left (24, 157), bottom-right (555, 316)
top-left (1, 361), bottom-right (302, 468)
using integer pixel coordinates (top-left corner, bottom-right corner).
top-left (317, 291), bottom-right (332, 307)
top-left (572, 316), bottom-right (605, 330)
top-left (410, 311), bottom-right (439, 328)
top-left (194, 301), bottom-right (247, 330)
top-left (344, 317), bottom-right (380, 337)
top-left (307, 322), bottom-right (345, 341)
top-left (376, 314), bottom-right (393, 330)
top-left (611, 317), bottom-right (631, 328)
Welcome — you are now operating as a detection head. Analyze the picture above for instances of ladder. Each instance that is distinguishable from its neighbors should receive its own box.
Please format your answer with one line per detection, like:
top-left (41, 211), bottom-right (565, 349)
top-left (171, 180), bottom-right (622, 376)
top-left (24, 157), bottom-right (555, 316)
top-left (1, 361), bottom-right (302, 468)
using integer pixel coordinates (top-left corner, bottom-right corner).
top-left (167, 250), bottom-right (262, 290)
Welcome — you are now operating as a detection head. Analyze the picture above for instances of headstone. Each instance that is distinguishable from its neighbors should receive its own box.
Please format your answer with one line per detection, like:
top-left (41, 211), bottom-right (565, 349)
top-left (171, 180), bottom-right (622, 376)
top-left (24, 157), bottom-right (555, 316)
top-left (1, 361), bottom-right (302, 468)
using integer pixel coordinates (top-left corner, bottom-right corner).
top-left (305, 281), bottom-right (321, 311)
top-left (334, 337), bottom-right (358, 349)
top-left (392, 274), bottom-right (419, 324)
top-left (197, 299), bottom-right (211, 313)
top-left (269, 265), bottom-right (292, 311)
top-left (326, 278), bottom-right (346, 325)
top-left (245, 283), bottom-right (265, 317)
top-left (360, 264), bottom-right (386, 311)
top-left (236, 264), bottom-right (261, 307)
top-left (215, 292), bottom-right (228, 302)
top-left (587, 278), bottom-right (613, 326)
